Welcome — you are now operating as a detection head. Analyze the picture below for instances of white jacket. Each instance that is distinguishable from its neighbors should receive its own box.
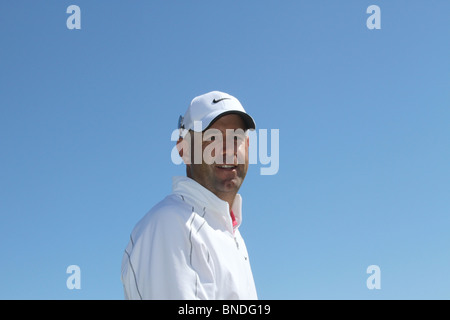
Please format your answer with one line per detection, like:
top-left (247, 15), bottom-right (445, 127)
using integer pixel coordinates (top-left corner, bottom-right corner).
top-left (121, 176), bottom-right (258, 300)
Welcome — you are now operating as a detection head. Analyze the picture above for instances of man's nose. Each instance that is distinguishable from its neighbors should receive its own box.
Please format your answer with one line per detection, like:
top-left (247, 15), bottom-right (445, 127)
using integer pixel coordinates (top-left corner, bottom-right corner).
top-left (221, 137), bottom-right (237, 163)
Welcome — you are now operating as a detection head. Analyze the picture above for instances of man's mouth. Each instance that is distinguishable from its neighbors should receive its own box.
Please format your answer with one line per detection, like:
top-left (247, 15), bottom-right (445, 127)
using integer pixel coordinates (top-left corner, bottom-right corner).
top-left (216, 165), bottom-right (237, 170)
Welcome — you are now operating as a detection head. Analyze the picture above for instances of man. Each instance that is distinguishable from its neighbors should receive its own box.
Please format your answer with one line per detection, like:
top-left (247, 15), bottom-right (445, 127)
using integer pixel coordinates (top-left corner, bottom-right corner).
top-left (121, 91), bottom-right (258, 299)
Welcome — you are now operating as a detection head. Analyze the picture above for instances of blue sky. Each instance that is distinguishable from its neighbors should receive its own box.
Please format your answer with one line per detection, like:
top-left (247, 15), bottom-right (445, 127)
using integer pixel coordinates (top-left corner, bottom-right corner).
top-left (0, 1), bottom-right (449, 299)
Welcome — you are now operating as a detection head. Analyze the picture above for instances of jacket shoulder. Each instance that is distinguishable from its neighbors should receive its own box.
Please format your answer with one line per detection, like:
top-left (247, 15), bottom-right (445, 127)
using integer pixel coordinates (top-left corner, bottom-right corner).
top-left (130, 194), bottom-right (193, 240)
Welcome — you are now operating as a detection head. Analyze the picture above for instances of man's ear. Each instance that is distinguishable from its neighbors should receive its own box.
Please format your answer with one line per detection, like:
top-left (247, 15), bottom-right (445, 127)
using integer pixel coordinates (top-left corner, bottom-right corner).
top-left (176, 136), bottom-right (191, 165)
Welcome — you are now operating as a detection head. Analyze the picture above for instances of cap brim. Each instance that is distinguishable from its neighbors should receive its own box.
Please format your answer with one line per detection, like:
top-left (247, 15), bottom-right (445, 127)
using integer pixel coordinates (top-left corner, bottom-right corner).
top-left (199, 110), bottom-right (256, 132)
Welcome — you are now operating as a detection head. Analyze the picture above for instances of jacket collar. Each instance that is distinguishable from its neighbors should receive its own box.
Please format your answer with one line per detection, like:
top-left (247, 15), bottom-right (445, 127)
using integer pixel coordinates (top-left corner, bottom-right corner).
top-left (172, 176), bottom-right (242, 232)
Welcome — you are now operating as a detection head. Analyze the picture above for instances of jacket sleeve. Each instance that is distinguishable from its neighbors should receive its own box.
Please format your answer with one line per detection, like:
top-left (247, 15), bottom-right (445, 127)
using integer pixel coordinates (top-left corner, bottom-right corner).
top-left (121, 207), bottom-right (216, 300)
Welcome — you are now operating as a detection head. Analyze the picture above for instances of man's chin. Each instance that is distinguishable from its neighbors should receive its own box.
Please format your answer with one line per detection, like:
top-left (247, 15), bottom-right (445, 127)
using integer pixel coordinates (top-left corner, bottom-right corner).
top-left (215, 176), bottom-right (243, 193)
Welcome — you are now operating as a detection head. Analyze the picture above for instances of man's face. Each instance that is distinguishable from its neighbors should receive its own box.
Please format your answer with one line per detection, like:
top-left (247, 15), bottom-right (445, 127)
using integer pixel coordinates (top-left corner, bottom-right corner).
top-left (183, 114), bottom-right (249, 201)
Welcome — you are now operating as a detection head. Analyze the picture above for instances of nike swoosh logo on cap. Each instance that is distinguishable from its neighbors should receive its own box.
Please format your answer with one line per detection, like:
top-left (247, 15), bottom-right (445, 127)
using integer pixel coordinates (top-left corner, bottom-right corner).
top-left (212, 97), bottom-right (231, 103)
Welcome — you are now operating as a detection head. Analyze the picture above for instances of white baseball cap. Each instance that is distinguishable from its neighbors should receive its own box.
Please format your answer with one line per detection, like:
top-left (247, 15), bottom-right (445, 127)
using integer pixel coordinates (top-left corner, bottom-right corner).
top-left (178, 91), bottom-right (256, 135)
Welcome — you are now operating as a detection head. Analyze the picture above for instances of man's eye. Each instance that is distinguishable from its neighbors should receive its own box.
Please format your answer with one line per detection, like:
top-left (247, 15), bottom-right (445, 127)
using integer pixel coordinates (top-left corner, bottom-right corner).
top-left (204, 135), bottom-right (216, 142)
